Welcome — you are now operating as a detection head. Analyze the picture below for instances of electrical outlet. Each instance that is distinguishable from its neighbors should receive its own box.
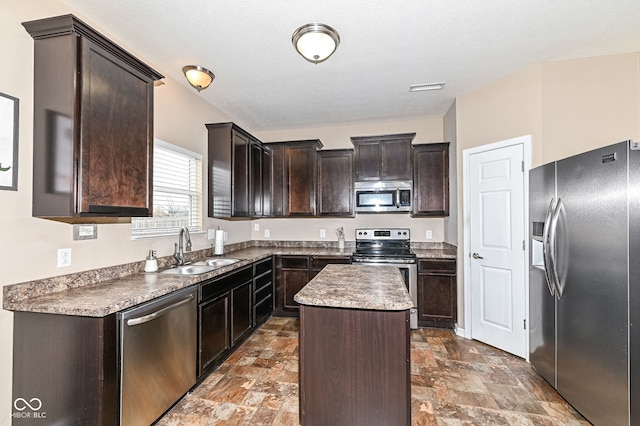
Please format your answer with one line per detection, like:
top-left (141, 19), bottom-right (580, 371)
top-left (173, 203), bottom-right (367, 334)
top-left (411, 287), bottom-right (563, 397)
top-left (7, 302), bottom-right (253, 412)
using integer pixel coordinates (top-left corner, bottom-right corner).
top-left (223, 231), bottom-right (228, 241)
top-left (208, 229), bottom-right (216, 240)
top-left (57, 248), bottom-right (72, 267)
top-left (426, 230), bottom-right (433, 239)
top-left (254, 223), bottom-right (260, 231)
top-left (320, 229), bottom-right (326, 238)
top-left (264, 229), bottom-right (270, 238)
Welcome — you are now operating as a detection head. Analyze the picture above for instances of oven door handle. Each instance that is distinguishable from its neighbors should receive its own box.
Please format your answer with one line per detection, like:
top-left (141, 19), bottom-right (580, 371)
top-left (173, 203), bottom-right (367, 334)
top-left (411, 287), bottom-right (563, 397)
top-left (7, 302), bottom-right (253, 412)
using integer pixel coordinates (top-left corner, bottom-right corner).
top-left (352, 259), bottom-right (417, 265)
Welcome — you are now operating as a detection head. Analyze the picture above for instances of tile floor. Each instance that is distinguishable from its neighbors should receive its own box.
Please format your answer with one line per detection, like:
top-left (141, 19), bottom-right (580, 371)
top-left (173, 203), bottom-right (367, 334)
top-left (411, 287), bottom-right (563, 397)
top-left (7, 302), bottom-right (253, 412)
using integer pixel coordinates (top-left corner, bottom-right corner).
top-left (158, 317), bottom-right (589, 425)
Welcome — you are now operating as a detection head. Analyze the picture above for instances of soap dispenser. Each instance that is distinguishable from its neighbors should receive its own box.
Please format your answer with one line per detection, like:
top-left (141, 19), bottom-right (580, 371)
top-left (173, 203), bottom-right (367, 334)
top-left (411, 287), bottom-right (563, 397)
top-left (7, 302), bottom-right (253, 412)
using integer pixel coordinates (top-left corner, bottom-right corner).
top-left (144, 250), bottom-right (158, 272)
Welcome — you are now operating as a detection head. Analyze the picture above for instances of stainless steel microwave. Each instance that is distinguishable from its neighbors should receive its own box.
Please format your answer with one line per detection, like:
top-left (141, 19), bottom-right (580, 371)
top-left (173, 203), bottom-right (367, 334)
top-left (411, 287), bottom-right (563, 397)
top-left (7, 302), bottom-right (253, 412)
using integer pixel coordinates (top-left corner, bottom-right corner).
top-left (354, 181), bottom-right (412, 213)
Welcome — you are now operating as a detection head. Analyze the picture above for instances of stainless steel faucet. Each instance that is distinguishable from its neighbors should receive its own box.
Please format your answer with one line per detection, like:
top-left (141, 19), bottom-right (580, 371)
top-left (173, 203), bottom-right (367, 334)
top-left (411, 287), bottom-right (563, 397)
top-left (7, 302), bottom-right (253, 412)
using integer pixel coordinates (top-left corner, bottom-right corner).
top-left (173, 227), bottom-right (192, 265)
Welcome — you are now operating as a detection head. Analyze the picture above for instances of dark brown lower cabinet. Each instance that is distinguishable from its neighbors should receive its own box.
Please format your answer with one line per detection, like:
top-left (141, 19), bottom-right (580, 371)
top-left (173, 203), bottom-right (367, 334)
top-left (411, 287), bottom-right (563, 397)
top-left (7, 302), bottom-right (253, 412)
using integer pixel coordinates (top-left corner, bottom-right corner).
top-left (198, 258), bottom-right (274, 379)
top-left (12, 311), bottom-right (118, 425)
top-left (253, 257), bottom-right (274, 326)
top-left (231, 280), bottom-right (252, 345)
top-left (199, 265), bottom-right (253, 378)
top-left (417, 259), bottom-right (457, 328)
top-left (299, 305), bottom-right (410, 425)
top-left (275, 255), bottom-right (310, 315)
top-left (275, 255), bottom-right (351, 316)
top-left (310, 255), bottom-right (351, 278)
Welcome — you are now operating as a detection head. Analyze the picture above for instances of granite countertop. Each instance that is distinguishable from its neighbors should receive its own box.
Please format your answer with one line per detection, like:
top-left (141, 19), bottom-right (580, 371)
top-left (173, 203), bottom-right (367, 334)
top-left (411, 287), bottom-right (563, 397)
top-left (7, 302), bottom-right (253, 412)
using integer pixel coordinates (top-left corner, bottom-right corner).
top-left (413, 247), bottom-right (457, 259)
top-left (3, 249), bottom-right (272, 317)
top-left (294, 264), bottom-right (413, 311)
top-left (3, 243), bottom-right (454, 317)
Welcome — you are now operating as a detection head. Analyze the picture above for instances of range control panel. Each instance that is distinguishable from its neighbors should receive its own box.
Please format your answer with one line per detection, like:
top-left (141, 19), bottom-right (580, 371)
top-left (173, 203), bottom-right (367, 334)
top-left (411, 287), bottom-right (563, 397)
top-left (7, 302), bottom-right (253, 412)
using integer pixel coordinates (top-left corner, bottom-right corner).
top-left (355, 228), bottom-right (410, 240)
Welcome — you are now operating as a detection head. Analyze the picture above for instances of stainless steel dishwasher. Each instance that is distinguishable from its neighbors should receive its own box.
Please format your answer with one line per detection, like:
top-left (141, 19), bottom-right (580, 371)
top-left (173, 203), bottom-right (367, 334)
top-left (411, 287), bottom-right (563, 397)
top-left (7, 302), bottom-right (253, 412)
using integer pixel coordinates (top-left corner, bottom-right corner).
top-left (118, 286), bottom-right (197, 426)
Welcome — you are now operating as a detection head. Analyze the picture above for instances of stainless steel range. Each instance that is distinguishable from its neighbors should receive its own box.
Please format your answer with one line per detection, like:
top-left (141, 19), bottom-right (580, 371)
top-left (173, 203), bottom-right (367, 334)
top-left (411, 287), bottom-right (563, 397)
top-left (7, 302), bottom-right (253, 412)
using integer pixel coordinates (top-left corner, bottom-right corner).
top-left (351, 228), bottom-right (418, 329)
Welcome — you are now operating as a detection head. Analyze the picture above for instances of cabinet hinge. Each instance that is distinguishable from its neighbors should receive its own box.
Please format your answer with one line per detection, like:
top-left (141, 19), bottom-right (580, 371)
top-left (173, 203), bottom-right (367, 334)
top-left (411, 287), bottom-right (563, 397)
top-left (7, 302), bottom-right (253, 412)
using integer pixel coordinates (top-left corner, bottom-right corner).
top-left (523, 240), bottom-right (526, 251)
top-left (524, 319), bottom-right (526, 330)
top-left (521, 161), bottom-right (525, 172)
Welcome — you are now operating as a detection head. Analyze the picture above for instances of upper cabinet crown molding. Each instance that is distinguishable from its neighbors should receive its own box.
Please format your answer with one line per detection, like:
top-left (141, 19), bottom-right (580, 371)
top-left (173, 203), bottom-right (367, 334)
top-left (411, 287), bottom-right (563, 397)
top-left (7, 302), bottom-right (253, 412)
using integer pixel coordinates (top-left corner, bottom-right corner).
top-left (23, 14), bottom-right (163, 81)
top-left (24, 14), bottom-right (163, 223)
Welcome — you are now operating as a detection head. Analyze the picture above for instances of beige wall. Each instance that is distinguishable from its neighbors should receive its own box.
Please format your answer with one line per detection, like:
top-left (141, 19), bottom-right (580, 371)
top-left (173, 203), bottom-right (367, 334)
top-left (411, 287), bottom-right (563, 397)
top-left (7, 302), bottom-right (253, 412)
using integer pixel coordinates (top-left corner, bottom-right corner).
top-left (442, 101), bottom-right (457, 246)
top-left (454, 52), bottom-right (640, 329)
top-left (541, 53), bottom-right (640, 164)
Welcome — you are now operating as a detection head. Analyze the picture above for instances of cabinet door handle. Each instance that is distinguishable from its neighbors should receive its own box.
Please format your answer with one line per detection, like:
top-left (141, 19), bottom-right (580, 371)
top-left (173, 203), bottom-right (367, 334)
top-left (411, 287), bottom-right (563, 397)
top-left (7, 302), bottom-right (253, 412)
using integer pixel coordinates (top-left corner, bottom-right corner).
top-left (472, 252), bottom-right (484, 259)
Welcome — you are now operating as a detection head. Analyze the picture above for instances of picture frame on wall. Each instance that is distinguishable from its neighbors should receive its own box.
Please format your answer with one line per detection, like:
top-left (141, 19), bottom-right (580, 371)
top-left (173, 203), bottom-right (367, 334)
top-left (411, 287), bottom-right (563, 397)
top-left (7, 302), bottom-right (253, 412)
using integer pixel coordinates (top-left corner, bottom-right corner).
top-left (0, 91), bottom-right (19, 191)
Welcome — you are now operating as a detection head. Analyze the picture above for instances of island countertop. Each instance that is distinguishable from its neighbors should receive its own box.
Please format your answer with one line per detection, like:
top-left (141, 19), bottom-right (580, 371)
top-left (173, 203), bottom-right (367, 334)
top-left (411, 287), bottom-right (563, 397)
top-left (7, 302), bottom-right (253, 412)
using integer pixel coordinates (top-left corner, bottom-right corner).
top-left (293, 264), bottom-right (413, 311)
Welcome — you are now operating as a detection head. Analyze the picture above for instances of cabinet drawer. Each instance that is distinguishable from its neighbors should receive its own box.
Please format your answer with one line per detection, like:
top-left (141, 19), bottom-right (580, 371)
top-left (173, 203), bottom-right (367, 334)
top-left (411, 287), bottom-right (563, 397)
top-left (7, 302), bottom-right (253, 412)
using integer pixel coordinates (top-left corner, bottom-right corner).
top-left (201, 265), bottom-right (253, 302)
top-left (254, 257), bottom-right (272, 276)
top-left (254, 273), bottom-right (272, 292)
top-left (280, 256), bottom-right (310, 269)
top-left (311, 256), bottom-right (351, 269)
top-left (419, 259), bottom-right (456, 274)
top-left (254, 295), bottom-right (273, 325)
top-left (254, 281), bottom-right (273, 304)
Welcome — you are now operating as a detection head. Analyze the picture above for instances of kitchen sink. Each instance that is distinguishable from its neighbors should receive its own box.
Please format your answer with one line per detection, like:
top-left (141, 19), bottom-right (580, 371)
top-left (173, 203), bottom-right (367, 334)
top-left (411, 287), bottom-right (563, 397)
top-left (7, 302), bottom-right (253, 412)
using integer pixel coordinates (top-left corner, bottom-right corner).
top-left (158, 265), bottom-right (217, 275)
top-left (156, 258), bottom-right (241, 275)
top-left (193, 258), bottom-right (241, 268)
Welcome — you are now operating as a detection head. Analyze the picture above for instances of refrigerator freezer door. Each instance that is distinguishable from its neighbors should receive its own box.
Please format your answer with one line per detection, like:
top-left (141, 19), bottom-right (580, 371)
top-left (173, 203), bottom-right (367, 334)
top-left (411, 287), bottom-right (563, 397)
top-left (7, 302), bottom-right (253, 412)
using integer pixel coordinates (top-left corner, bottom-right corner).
top-left (528, 163), bottom-right (557, 388)
top-left (630, 143), bottom-right (640, 425)
top-left (555, 142), bottom-right (629, 426)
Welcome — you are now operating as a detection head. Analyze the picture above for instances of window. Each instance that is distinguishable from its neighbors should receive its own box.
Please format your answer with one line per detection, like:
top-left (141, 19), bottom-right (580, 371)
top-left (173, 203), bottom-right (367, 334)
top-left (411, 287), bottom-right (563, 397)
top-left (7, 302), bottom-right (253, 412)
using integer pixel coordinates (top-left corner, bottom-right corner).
top-left (132, 139), bottom-right (202, 238)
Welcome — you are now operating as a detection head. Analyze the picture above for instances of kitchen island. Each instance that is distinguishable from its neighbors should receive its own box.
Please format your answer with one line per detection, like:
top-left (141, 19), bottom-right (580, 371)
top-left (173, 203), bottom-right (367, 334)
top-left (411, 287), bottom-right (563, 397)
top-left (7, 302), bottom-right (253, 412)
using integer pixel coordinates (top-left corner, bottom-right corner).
top-left (294, 264), bottom-right (413, 426)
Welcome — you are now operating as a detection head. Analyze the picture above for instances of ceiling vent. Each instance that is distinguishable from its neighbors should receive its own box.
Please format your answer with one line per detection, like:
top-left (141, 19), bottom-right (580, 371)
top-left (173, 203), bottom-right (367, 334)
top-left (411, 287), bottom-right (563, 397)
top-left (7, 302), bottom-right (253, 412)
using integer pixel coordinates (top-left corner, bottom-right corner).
top-left (409, 82), bottom-right (446, 92)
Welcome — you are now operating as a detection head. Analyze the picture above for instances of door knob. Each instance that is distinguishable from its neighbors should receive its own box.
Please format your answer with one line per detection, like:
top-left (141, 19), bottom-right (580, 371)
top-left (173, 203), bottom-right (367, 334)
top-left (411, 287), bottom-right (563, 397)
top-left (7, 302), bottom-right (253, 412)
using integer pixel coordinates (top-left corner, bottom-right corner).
top-left (472, 252), bottom-right (484, 259)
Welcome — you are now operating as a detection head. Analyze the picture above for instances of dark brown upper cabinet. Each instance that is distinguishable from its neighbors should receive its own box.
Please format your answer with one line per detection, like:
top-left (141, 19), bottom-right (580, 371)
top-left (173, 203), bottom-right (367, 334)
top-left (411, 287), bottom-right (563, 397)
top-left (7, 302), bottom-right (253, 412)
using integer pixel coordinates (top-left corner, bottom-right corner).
top-left (23, 15), bottom-right (162, 223)
top-left (249, 139), bottom-right (265, 217)
top-left (351, 133), bottom-right (415, 182)
top-left (317, 149), bottom-right (355, 217)
top-left (261, 146), bottom-right (272, 217)
top-left (206, 122), bottom-right (266, 219)
top-left (267, 140), bottom-right (323, 217)
top-left (412, 143), bottom-right (450, 217)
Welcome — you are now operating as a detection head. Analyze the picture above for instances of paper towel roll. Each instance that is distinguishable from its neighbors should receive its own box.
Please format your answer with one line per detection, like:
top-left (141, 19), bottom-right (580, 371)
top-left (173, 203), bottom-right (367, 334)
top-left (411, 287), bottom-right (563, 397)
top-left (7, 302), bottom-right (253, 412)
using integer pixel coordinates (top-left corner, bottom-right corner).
top-left (214, 229), bottom-right (224, 255)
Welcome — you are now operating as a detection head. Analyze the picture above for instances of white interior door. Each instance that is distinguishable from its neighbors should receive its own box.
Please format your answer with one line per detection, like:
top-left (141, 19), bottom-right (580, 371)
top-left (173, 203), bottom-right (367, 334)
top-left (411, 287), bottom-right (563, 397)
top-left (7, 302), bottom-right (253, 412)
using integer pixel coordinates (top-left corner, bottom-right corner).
top-left (468, 142), bottom-right (527, 358)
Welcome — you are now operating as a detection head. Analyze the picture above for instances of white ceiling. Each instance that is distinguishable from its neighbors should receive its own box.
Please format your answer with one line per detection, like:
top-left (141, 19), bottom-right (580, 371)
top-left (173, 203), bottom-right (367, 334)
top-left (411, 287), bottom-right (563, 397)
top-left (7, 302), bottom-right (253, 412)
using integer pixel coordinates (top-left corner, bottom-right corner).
top-left (62, 0), bottom-right (640, 131)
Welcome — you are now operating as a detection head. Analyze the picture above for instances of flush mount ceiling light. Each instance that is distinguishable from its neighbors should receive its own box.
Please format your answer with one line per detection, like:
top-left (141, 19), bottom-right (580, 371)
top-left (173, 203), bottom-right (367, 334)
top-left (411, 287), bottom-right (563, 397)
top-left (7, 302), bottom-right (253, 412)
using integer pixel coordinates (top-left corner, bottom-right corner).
top-left (292, 23), bottom-right (340, 64)
top-left (182, 65), bottom-right (215, 92)
top-left (409, 82), bottom-right (446, 92)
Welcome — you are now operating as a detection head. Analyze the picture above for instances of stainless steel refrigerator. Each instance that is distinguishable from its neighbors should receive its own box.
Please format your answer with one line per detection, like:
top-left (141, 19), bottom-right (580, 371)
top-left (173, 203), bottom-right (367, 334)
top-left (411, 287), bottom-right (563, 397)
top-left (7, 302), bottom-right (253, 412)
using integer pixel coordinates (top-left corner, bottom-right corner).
top-left (529, 140), bottom-right (639, 426)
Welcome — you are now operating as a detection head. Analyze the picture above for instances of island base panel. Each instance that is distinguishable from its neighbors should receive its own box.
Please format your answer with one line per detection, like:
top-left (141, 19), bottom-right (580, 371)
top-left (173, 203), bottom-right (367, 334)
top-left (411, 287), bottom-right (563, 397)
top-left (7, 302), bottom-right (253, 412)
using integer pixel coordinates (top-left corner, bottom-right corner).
top-left (299, 305), bottom-right (410, 426)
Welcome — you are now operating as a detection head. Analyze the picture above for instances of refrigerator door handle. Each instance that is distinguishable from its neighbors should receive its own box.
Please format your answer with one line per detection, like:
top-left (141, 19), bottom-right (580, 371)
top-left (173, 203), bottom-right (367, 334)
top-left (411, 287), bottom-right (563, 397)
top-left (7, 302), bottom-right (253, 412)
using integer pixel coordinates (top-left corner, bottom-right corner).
top-left (548, 198), bottom-right (564, 298)
top-left (542, 198), bottom-right (556, 296)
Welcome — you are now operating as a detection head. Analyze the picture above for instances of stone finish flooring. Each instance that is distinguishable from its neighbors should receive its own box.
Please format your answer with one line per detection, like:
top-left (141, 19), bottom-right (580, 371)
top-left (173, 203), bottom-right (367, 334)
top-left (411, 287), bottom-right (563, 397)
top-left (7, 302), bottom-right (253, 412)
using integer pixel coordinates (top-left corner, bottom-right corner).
top-left (158, 317), bottom-right (589, 425)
